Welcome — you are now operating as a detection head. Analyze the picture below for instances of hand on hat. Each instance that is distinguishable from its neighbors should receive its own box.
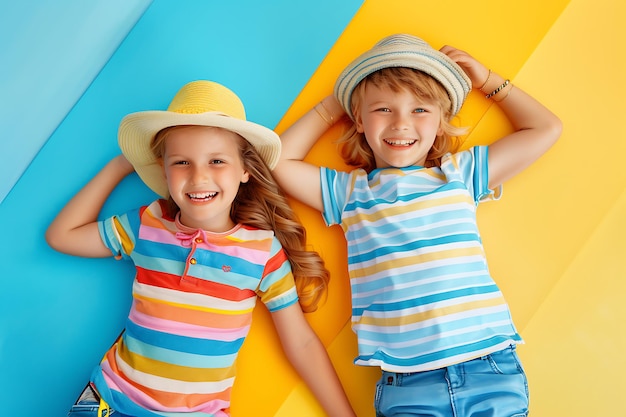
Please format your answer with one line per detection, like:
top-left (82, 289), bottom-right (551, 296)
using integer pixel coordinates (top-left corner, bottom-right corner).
top-left (439, 45), bottom-right (489, 92)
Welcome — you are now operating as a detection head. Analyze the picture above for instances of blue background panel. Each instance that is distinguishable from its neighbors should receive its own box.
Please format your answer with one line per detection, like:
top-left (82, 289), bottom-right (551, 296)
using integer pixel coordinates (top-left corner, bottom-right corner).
top-left (0, 1), bottom-right (363, 416)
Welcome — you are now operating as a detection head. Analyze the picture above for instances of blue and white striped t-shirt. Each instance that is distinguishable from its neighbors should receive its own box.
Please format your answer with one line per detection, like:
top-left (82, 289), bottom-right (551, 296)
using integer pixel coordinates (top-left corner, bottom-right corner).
top-left (320, 146), bottom-right (522, 372)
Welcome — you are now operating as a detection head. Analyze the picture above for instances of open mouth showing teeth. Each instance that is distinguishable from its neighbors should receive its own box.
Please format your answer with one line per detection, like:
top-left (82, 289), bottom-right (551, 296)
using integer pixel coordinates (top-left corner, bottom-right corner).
top-left (187, 192), bottom-right (217, 200)
top-left (384, 139), bottom-right (417, 146)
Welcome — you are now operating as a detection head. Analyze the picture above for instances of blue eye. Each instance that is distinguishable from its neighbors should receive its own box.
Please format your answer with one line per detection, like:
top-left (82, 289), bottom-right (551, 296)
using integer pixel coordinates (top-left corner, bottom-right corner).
top-left (413, 108), bottom-right (426, 113)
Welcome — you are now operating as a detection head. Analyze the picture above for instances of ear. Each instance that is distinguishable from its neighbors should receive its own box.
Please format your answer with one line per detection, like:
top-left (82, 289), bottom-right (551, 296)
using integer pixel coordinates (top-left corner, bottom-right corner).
top-left (241, 170), bottom-right (250, 184)
top-left (355, 115), bottom-right (365, 133)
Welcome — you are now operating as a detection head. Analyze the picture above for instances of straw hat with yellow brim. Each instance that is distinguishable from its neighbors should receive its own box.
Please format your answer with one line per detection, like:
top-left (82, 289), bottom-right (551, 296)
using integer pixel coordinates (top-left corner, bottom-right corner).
top-left (118, 80), bottom-right (281, 198)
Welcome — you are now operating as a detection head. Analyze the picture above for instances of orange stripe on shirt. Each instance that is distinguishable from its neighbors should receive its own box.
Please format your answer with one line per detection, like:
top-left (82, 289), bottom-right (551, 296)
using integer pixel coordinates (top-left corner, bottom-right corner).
top-left (133, 298), bottom-right (253, 329)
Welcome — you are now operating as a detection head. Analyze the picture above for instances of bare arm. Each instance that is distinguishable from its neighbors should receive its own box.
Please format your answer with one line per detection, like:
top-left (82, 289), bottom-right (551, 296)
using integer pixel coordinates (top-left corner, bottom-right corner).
top-left (271, 303), bottom-right (356, 417)
top-left (273, 96), bottom-right (345, 212)
top-left (441, 45), bottom-right (563, 188)
top-left (46, 155), bottom-right (135, 257)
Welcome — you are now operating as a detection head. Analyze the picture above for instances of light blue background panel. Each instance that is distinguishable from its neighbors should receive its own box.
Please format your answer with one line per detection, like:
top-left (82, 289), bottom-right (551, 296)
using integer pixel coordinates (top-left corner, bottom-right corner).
top-left (0, 0), bottom-right (153, 204)
top-left (0, 1), bottom-right (363, 416)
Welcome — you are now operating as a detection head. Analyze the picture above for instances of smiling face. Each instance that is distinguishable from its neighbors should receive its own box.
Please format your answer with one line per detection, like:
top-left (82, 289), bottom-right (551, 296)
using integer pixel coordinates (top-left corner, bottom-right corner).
top-left (161, 125), bottom-right (249, 232)
top-left (354, 82), bottom-right (444, 169)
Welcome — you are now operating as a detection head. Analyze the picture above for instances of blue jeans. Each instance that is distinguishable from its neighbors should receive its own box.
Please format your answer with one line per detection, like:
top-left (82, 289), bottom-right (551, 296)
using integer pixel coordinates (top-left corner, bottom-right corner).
top-left (374, 346), bottom-right (529, 417)
top-left (67, 384), bottom-right (131, 417)
top-left (67, 401), bottom-right (110, 417)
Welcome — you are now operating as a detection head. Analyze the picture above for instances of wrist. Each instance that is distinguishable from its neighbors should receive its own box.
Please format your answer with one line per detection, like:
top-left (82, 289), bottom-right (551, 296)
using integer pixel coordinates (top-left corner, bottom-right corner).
top-left (111, 155), bottom-right (135, 177)
top-left (314, 96), bottom-right (345, 126)
top-left (477, 70), bottom-right (513, 103)
top-left (322, 96), bottom-right (345, 120)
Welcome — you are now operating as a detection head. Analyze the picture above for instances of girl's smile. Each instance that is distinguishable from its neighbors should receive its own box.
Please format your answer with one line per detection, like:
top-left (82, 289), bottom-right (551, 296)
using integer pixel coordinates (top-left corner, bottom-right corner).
top-left (162, 125), bottom-right (249, 232)
top-left (187, 191), bottom-right (217, 202)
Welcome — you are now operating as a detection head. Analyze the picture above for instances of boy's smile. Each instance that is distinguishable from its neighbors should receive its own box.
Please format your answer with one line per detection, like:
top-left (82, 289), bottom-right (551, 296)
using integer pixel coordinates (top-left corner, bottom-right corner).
top-left (355, 84), bottom-right (443, 169)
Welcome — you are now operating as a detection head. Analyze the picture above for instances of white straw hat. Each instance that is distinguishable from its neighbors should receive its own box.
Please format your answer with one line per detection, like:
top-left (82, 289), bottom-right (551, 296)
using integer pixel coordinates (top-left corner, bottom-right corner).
top-left (334, 34), bottom-right (472, 118)
top-left (118, 80), bottom-right (280, 197)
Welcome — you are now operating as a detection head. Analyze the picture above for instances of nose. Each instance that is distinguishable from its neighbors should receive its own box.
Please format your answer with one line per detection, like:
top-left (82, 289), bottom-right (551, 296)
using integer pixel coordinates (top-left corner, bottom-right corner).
top-left (190, 165), bottom-right (210, 185)
top-left (391, 112), bottom-right (409, 130)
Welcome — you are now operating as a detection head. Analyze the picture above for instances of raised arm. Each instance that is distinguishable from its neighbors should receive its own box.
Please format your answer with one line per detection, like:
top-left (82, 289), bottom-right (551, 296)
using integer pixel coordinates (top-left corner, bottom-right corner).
top-left (273, 96), bottom-right (345, 212)
top-left (441, 45), bottom-right (563, 188)
top-left (271, 303), bottom-right (356, 417)
top-left (46, 154), bottom-right (135, 257)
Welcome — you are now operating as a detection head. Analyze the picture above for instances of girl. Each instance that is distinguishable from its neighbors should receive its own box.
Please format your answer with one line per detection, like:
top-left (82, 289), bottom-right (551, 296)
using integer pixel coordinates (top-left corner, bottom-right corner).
top-left (273, 34), bottom-right (562, 416)
top-left (46, 80), bottom-right (355, 417)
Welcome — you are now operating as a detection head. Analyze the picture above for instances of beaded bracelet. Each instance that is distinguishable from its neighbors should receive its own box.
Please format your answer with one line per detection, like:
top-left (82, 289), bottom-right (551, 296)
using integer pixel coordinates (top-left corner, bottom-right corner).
top-left (486, 79), bottom-right (510, 99)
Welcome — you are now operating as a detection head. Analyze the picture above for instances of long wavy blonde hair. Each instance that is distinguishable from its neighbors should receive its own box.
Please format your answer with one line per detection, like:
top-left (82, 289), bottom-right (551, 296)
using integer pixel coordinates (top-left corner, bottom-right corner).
top-left (338, 67), bottom-right (468, 172)
top-left (151, 126), bottom-right (329, 312)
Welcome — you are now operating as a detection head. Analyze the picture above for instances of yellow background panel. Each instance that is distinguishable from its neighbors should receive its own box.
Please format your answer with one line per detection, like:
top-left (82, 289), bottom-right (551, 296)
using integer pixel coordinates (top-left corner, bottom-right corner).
top-left (522, 189), bottom-right (626, 415)
top-left (234, 0), bottom-right (626, 415)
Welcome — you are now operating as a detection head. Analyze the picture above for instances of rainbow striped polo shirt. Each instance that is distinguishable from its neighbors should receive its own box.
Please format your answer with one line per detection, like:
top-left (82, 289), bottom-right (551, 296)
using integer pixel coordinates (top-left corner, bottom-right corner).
top-left (93, 199), bottom-right (298, 416)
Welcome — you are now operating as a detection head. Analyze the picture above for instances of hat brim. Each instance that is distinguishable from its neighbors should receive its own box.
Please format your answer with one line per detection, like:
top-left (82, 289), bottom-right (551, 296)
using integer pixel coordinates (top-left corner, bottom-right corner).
top-left (118, 111), bottom-right (280, 198)
top-left (334, 35), bottom-right (472, 118)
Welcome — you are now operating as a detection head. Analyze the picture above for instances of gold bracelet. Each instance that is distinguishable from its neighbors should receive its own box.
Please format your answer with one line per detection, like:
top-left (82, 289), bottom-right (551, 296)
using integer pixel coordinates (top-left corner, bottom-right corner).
top-left (478, 69), bottom-right (492, 92)
top-left (319, 100), bottom-right (334, 125)
top-left (486, 79), bottom-right (510, 99)
top-left (314, 104), bottom-right (332, 126)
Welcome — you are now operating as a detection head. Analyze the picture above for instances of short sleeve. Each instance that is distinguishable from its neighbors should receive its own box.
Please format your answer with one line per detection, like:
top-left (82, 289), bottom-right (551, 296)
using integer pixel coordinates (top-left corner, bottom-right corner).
top-left (257, 237), bottom-right (298, 312)
top-left (97, 208), bottom-right (140, 260)
top-left (441, 146), bottom-right (502, 204)
top-left (320, 167), bottom-right (355, 226)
